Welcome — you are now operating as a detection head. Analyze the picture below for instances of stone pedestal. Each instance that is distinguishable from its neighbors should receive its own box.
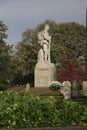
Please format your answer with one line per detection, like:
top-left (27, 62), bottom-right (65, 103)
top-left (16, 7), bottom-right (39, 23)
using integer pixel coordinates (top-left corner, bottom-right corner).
top-left (34, 62), bottom-right (56, 87)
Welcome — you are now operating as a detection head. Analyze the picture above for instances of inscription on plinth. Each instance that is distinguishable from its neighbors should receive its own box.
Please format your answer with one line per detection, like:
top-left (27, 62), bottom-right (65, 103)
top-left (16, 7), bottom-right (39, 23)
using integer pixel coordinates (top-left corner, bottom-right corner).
top-left (35, 63), bottom-right (56, 87)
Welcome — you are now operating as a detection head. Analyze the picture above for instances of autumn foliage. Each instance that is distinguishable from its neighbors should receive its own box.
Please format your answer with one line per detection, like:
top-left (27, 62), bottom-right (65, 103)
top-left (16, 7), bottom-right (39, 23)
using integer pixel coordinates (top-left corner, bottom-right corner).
top-left (57, 53), bottom-right (83, 82)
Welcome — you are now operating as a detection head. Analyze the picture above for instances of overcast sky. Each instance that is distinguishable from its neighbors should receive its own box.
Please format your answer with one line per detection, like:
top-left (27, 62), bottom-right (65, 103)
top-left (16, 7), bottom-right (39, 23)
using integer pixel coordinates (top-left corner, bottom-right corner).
top-left (0, 0), bottom-right (87, 45)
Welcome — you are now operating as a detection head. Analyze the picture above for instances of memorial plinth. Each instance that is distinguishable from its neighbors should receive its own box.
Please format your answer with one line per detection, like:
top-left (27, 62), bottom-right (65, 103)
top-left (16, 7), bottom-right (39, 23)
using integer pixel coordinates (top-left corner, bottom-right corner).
top-left (35, 62), bottom-right (56, 87)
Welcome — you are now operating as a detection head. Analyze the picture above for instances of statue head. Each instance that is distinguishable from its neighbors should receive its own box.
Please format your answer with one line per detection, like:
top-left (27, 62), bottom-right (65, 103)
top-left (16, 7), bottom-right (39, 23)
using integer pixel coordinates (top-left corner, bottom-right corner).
top-left (44, 24), bottom-right (49, 30)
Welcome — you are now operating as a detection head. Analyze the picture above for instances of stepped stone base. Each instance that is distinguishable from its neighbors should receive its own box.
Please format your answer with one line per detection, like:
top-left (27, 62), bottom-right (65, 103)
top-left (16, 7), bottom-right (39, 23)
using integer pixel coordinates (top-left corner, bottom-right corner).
top-left (34, 62), bottom-right (56, 87)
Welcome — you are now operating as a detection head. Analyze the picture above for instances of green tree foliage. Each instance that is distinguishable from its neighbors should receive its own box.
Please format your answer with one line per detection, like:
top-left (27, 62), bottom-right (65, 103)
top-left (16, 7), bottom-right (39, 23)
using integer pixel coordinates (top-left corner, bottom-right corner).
top-left (34, 20), bottom-right (86, 63)
top-left (0, 20), bottom-right (8, 40)
top-left (13, 20), bottom-right (85, 84)
top-left (11, 29), bottom-right (39, 84)
top-left (0, 20), bottom-right (12, 84)
top-left (52, 22), bottom-right (86, 63)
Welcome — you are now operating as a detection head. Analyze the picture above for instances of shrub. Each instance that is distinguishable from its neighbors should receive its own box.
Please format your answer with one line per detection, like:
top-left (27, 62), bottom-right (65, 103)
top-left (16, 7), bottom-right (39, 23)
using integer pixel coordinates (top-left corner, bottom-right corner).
top-left (57, 52), bottom-right (84, 82)
top-left (0, 91), bottom-right (87, 128)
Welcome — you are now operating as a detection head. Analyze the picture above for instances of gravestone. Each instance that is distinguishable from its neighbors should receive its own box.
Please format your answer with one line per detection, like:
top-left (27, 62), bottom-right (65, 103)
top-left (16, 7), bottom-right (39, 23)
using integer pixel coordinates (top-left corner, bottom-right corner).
top-left (82, 81), bottom-right (87, 96)
top-left (25, 83), bottom-right (30, 92)
top-left (61, 81), bottom-right (72, 100)
top-left (72, 80), bottom-right (78, 97)
top-left (34, 24), bottom-right (56, 87)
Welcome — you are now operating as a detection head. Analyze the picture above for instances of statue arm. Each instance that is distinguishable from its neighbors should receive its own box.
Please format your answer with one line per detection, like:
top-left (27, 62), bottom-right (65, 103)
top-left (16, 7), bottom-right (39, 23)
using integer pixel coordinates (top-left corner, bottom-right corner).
top-left (43, 31), bottom-right (51, 42)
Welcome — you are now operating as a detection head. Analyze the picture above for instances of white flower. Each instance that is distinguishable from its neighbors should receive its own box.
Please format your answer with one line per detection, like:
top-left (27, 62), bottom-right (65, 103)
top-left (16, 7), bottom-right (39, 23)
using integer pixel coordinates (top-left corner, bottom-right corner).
top-left (50, 81), bottom-right (62, 86)
top-left (49, 81), bottom-right (61, 90)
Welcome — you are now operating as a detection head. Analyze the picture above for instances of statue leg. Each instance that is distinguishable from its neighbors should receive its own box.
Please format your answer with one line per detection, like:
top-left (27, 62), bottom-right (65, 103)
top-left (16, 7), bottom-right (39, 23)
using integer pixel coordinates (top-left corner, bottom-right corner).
top-left (44, 52), bottom-right (48, 62)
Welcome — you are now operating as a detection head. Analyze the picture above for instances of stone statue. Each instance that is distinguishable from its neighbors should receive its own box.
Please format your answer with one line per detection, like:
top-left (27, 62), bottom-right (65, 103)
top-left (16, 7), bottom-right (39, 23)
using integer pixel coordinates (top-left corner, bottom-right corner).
top-left (38, 48), bottom-right (44, 62)
top-left (37, 24), bottom-right (51, 63)
top-left (35, 24), bottom-right (56, 88)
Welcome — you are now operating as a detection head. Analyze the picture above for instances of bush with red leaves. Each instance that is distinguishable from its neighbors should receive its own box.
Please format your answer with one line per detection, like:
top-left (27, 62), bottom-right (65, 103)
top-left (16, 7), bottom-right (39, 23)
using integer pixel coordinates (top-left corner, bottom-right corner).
top-left (57, 53), bottom-right (84, 82)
